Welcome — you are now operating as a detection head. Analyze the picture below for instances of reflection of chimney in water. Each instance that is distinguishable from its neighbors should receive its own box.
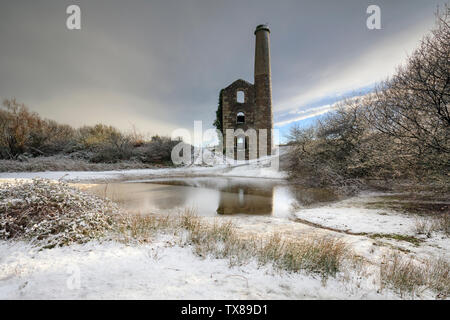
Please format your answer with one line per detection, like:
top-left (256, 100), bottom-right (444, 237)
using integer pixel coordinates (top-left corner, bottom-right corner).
top-left (238, 188), bottom-right (244, 206)
top-left (216, 183), bottom-right (274, 215)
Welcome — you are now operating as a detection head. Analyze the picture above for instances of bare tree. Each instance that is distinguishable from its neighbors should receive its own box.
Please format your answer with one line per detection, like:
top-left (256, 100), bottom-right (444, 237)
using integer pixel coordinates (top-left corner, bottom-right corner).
top-left (367, 8), bottom-right (449, 168)
top-left (287, 7), bottom-right (450, 191)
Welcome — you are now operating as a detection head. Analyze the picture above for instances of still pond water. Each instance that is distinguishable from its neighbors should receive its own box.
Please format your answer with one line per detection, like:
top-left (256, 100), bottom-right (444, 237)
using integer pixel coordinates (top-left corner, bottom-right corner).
top-left (89, 177), bottom-right (304, 218)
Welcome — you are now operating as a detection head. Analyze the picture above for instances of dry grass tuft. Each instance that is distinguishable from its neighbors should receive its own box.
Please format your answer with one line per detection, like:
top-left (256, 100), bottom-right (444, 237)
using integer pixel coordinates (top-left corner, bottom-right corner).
top-left (414, 214), bottom-right (449, 238)
top-left (115, 209), bottom-right (350, 278)
top-left (263, 234), bottom-right (349, 276)
top-left (380, 253), bottom-right (450, 298)
top-left (115, 213), bottom-right (174, 244)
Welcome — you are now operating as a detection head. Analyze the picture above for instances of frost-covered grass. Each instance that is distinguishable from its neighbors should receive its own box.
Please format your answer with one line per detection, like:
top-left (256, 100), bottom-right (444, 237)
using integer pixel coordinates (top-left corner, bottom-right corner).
top-left (0, 239), bottom-right (389, 300)
top-left (182, 214), bottom-right (349, 277)
top-left (0, 179), bottom-right (118, 248)
top-left (380, 253), bottom-right (449, 298)
top-left (1, 179), bottom-right (448, 299)
top-left (0, 158), bottom-right (286, 182)
top-left (414, 214), bottom-right (449, 238)
top-left (112, 212), bottom-right (450, 298)
top-left (0, 155), bottom-right (161, 172)
top-left (115, 211), bottom-right (350, 278)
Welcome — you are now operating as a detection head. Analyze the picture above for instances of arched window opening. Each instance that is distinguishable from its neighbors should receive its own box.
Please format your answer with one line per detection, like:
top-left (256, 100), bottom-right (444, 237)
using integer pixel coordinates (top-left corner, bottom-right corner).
top-left (237, 112), bottom-right (245, 124)
top-left (237, 136), bottom-right (245, 150)
top-left (237, 90), bottom-right (245, 103)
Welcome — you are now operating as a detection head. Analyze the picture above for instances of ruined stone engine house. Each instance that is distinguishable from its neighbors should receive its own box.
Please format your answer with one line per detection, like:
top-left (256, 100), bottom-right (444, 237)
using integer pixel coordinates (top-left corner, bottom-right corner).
top-left (221, 24), bottom-right (273, 159)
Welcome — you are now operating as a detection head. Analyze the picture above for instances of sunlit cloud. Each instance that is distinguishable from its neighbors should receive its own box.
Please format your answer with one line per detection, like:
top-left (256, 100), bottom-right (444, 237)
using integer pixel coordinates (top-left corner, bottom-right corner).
top-left (275, 104), bottom-right (334, 127)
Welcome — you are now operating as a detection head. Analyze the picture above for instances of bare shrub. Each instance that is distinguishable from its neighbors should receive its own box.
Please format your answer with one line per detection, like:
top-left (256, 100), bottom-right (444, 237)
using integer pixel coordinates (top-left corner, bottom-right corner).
top-left (134, 135), bottom-right (180, 164)
top-left (287, 102), bottom-right (368, 195)
top-left (77, 124), bottom-right (134, 163)
top-left (414, 218), bottom-right (435, 238)
top-left (0, 99), bottom-right (76, 159)
top-left (436, 213), bottom-right (450, 235)
top-left (287, 8), bottom-right (450, 192)
top-left (0, 100), bottom-right (179, 166)
top-left (365, 8), bottom-right (450, 184)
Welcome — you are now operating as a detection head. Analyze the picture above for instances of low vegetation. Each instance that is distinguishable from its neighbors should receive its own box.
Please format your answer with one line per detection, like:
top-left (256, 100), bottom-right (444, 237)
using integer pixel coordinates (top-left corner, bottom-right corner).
top-left (380, 253), bottom-right (449, 298)
top-left (0, 99), bottom-right (180, 169)
top-left (0, 180), bottom-right (349, 277)
top-left (118, 211), bottom-right (350, 278)
top-left (368, 233), bottom-right (423, 246)
top-left (287, 9), bottom-right (449, 195)
top-left (0, 155), bottom-right (163, 172)
top-left (414, 214), bottom-right (449, 237)
top-left (117, 211), bottom-right (449, 298)
top-left (0, 179), bottom-right (448, 298)
top-left (0, 179), bottom-right (118, 248)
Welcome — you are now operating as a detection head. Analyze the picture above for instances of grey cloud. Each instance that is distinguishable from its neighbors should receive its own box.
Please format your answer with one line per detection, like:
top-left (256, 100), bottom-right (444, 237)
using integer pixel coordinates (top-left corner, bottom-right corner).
top-left (0, 0), bottom-right (446, 135)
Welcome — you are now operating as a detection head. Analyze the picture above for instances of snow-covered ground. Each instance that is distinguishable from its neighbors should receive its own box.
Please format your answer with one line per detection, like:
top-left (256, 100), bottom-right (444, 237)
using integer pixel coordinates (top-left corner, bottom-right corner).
top-left (295, 192), bottom-right (418, 234)
top-left (0, 235), bottom-right (399, 300)
top-left (0, 155), bottom-right (286, 182)
top-left (293, 192), bottom-right (450, 261)
top-left (0, 152), bottom-right (448, 299)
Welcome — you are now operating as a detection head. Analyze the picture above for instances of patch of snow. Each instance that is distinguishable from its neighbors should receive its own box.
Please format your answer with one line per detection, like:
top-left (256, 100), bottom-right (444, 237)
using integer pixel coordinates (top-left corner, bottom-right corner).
top-left (295, 205), bottom-right (416, 235)
top-left (293, 194), bottom-right (450, 261)
top-left (0, 238), bottom-right (400, 300)
top-left (0, 154), bottom-right (286, 182)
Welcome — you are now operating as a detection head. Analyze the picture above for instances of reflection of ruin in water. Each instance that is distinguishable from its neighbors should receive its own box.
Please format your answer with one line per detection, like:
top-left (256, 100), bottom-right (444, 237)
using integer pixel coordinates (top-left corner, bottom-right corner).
top-left (216, 183), bottom-right (274, 215)
top-left (145, 177), bottom-right (276, 215)
top-left (88, 177), bottom-right (296, 217)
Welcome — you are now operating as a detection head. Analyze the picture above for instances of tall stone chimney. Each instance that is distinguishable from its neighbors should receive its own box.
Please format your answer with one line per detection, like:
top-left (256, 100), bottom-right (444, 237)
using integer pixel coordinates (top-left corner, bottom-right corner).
top-left (254, 24), bottom-right (273, 156)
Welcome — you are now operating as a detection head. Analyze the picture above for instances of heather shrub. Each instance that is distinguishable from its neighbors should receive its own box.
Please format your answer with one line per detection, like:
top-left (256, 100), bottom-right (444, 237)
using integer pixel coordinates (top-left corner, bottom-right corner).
top-left (0, 179), bottom-right (119, 248)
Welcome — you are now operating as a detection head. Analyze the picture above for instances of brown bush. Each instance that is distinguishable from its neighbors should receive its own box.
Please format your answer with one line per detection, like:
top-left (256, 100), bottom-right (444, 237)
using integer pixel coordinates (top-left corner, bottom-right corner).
top-left (0, 99), bottom-right (76, 159)
top-left (0, 100), bottom-right (178, 165)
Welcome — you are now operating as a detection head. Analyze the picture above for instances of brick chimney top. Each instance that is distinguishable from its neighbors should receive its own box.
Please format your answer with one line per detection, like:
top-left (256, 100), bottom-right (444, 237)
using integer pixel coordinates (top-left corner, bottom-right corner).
top-left (255, 24), bottom-right (270, 34)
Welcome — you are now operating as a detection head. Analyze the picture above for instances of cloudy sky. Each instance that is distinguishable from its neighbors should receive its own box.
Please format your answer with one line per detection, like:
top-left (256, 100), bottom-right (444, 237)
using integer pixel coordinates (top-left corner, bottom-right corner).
top-left (0, 0), bottom-right (446, 140)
